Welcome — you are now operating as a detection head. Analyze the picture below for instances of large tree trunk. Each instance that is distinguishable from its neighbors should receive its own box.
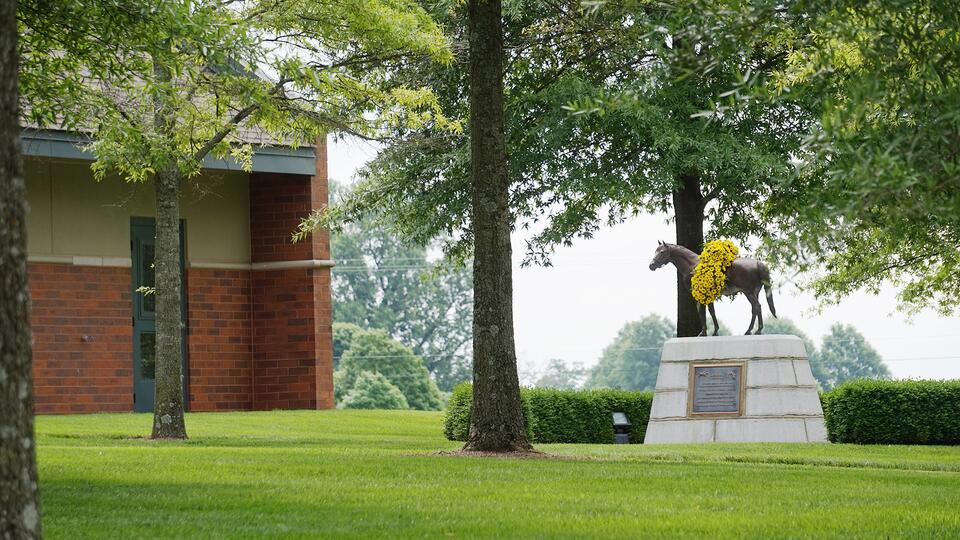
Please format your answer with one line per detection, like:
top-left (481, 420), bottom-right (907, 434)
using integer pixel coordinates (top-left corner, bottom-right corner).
top-left (150, 58), bottom-right (187, 439)
top-left (151, 165), bottom-right (187, 439)
top-left (0, 0), bottom-right (44, 535)
top-left (463, 0), bottom-right (532, 452)
top-left (673, 171), bottom-right (705, 337)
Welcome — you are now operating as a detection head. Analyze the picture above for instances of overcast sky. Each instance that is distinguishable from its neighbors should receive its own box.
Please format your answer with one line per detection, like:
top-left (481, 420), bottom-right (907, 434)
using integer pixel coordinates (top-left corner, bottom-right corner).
top-left (328, 137), bottom-right (960, 381)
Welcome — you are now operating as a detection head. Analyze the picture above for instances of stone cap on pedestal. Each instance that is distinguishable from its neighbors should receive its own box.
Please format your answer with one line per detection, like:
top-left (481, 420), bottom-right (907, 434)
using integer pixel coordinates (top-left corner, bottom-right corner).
top-left (662, 335), bottom-right (807, 362)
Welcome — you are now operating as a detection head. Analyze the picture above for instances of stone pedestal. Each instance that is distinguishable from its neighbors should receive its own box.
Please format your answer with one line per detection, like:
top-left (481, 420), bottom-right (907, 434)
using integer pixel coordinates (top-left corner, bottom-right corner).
top-left (644, 335), bottom-right (828, 444)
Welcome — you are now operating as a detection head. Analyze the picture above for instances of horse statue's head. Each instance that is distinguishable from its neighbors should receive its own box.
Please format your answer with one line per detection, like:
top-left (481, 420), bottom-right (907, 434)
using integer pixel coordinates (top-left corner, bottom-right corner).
top-left (649, 241), bottom-right (671, 271)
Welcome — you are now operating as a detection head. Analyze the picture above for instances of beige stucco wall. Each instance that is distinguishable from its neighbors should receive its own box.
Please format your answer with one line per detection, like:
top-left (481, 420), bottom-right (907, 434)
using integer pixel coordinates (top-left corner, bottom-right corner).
top-left (24, 158), bottom-right (251, 264)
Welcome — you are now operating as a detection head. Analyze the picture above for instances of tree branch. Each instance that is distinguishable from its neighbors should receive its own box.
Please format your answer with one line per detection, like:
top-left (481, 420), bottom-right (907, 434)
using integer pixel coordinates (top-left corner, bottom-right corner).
top-left (834, 249), bottom-right (945, 289)
top-left (702, 185), bottom-right (722, 204)
top-left (192, 77), bottom-right (290, 161)
top-left (192, 102), bottom-right (260, 161)
top-left (755, 50), bottom-right (788, 73)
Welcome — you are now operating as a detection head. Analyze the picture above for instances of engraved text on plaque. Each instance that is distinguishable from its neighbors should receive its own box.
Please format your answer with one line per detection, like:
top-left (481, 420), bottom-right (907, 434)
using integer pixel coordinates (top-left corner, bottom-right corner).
top-left (690, 364), bottom-right (743, 415)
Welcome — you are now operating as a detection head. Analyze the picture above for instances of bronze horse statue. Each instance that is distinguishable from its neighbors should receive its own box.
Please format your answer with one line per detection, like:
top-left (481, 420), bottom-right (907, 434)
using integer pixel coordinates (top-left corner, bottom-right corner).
top-left (649, 242), bottom-right (777, 336)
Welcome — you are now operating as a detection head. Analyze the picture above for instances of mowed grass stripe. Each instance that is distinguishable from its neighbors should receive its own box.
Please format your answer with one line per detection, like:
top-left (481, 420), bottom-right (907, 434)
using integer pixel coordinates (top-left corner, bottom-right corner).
top-left (36, 410), bottom-right (960, 539)
top-left (38, 410), bottom-right (960, 473)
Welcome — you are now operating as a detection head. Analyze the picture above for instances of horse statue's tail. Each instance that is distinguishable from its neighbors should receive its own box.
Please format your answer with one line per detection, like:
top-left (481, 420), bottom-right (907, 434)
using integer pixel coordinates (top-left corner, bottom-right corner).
top-left (761, 263), bottom-right (778, 318)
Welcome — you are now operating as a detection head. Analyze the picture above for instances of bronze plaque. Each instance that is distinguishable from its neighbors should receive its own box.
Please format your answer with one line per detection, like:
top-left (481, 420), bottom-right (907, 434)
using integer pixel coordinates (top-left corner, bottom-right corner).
top-left (690, 364), bottom-right (744, 415)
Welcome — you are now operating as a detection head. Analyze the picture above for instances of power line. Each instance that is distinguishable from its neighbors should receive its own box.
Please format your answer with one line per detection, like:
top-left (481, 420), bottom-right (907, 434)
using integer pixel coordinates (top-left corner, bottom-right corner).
top-left (334, 352), bottom-right (471, 360)
top-left (330, 259), bottom-right (655, 273)
top-left (333, 257), bottom-right (436, 263)
top-left (334, 352), bottom-right (960, 364)
top-left (883, 355), bottom-right (960, 363)
top-left (334, 337), bottom-right (960, 358)
top-left (331, 257), bottom-right (650, 266)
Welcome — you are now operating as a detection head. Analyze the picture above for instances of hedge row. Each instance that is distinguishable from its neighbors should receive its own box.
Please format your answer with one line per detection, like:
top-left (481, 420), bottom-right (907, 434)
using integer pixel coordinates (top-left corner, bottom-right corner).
top-left (822, 379), bottom-right (960, 445)
top-left (445, 380), bottom-right (960, 445)
top-left (443, 384), bottom-right (535, 442)
top-left (443, 384), bottom-right (653, 444)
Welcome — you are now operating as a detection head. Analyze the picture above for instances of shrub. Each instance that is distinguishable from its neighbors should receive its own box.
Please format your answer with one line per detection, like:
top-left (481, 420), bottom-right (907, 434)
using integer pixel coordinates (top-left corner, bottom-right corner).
top-left (442, 383), bottom-right (534, 442)
top-left (819, 390), bottom-right (830, 421)
top-left (443, 384), bottom-right (652, 444)
top-left (525, 388), bottom-right (653, 443)
top-left (336, 329), bottom-right (442, 411)
top-left (442, 384), bottom-right (472, 441)
top-left (448, 380), bottom-right (959, 446)
top-left (338, 371), bottom-right (410, 410)
top-left (823, 379), bottom-right (960, 444)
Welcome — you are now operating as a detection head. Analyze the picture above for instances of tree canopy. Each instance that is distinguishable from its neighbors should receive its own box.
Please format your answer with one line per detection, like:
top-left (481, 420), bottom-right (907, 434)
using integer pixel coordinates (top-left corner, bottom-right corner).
top-left (335, 329), bottom-right (443, 411)
top-left (19, 0), bottom-right (457, 437)
top-left (585, 315), bottom-right (675, 391)
top-left (337, 371), bottom-right (410, 410)
top-left (332, 322), bottom-right (365, 370)
top-left (20, 0), bottom-right (457, 181)
top-left (533, 359), bottom-right (586, 390)
top-left (330, 183), bottom-right (473, 390)
top-left (659, 0), bottom-right (960, 314)
top-left (296, 0), bottom-right (813, 336)
top-left (768, 0), bottom-right (960, 315)
top-left (302, 0), bottom-right (808, 255)
top-left (816, 324), bottom-right (890, 390)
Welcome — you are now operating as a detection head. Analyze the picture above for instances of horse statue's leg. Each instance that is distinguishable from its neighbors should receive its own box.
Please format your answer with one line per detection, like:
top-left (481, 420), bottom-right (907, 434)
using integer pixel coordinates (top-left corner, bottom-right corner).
top-left (708, 303), bottom-right (719, 336)
top-left (744, 289), bottom-right (763, 335)
top-left (744, 291), bottom-right (758, 334)
top-left (754, 291), bottom-right (764, 335)
top-left (698, 304), bottom-right (707, 336)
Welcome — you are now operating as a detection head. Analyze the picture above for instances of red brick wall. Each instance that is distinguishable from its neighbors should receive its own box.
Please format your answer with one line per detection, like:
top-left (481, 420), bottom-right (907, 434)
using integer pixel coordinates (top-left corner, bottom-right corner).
top-left (312, 267), bottom-right (334, 409)
top-left (310, 140), bottom-right (335, 408)
top-left (29, 139), bottom-right (332, 414)
top-left (249, 151), bottom-right (330, 263)
top-left (249, 173), bottom-right (315, 263)
top-left (249, 139), bottom-right (334, 410)
top-left (29, 263), bottom-right (133, 414)
top-left (310, 141), bottom-right (330, 261)
top-left (186, 268), bottom-right (253, 411)
top-left (251, 268), bottom-right (329, 409)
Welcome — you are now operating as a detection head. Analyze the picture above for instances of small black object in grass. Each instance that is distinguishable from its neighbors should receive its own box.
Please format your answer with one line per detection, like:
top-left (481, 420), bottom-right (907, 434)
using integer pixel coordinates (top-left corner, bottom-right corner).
top-left (613, 412), bottom-right (631, 444)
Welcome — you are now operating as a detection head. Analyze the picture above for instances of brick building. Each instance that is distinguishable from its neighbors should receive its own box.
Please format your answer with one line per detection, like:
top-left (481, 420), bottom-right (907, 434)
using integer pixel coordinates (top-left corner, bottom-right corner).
top-left (21, 129), bottom-right (335, 414)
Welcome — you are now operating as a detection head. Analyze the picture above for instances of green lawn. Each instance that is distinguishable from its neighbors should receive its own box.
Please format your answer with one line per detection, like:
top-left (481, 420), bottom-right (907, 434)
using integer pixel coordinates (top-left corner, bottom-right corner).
top-left (37, 410), bottom-right (960, 539)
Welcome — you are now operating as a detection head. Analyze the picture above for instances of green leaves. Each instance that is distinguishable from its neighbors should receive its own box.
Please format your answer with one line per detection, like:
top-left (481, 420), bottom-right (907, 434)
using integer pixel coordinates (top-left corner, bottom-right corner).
top-left (823, 379), bottom-right (960, 444)
top-left (328, 198), bottom-right (474, 391)
top-left (585, 315), bottom-right (675, 391)
top-left (315, 0), bottom-right (809, 268)
top-left (19, 0), bottom-right (456, 185)
top-left (745, 1), bottom-right (960, 312)
top-left (338, 371), bottom-right (411, 410)
top-left (335, 329), bottom-right (444, 410)
top-left (814, 324), bottom-right (890, 390)
top-left (443, 384), bottom-right (653, 444)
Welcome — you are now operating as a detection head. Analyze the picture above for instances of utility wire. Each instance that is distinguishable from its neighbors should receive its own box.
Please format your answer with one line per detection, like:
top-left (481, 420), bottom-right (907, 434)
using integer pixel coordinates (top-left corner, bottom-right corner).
top-left (335, 352), bottom-right (960, 364)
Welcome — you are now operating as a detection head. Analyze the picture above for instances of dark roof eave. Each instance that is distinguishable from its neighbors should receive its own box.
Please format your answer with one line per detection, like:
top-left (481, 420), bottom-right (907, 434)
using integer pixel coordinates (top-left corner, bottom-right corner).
top-left (20, 128), bottom-right (317, 176)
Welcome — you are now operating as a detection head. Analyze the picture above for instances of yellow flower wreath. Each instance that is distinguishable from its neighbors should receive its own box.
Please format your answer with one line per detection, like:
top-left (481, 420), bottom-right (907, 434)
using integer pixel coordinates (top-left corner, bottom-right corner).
top-left (691, 240), bottom-right (739, 305)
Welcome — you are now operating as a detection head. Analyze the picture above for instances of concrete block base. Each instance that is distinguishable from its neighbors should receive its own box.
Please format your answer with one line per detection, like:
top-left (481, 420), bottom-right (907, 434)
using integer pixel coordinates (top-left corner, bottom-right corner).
top-left (643, 335), bottom-right (828, 444)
